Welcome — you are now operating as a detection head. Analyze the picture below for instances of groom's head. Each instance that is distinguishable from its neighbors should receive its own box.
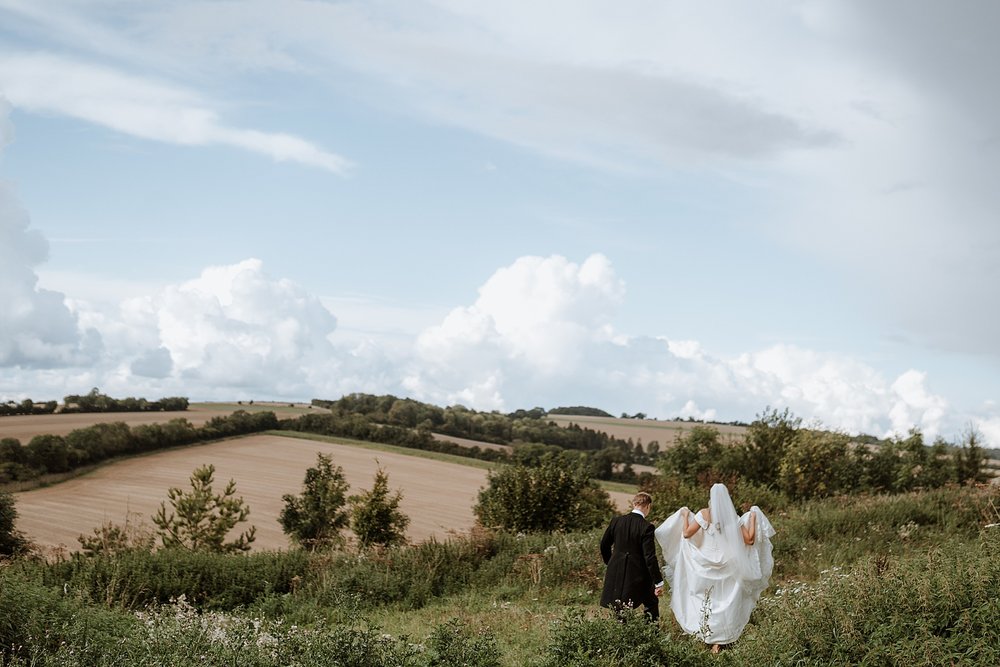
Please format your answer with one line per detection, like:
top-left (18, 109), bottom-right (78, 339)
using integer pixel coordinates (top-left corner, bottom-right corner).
top-left (631, 492), bottom-right (652, 515)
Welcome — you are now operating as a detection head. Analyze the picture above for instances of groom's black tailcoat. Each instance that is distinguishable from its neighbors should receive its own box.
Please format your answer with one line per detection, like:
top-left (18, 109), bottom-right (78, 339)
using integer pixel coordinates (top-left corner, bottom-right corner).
top-left (599, 511), bottom-right (661, 619)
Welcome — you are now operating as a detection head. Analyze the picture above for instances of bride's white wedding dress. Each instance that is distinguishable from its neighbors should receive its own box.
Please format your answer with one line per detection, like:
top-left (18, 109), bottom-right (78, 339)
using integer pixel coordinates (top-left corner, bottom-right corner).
top-left (654, 494), bottom-right (775, 645)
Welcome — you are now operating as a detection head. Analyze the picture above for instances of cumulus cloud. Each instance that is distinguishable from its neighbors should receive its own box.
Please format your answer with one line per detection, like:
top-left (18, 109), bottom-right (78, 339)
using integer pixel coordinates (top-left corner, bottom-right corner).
top-left (0, 52), bottom-right (351, 174)
top-left (408, 254), bottom-right (625, 407)
top-left (0, 98), bottom-right (101, 369)
top-left (104, 258), bottom-right (343, 396)
top-left (404, 253), bottom-right (956, 441)
top-left (0, 245), bottom-right (978, 443)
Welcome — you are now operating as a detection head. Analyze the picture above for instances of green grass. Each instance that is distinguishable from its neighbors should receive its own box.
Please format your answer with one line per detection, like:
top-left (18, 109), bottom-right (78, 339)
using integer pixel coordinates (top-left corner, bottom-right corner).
top-left (4, 485), bottom-right (999, 666)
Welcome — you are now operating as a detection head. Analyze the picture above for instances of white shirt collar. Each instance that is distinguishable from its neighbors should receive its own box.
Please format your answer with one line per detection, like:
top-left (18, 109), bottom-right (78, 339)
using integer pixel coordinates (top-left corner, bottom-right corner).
top-left (631, 508), bottom-right (647, 518)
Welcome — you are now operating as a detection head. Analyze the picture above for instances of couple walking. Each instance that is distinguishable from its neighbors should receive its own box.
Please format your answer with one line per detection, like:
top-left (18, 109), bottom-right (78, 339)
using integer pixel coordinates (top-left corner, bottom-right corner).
top-left (600, 485), bottom-right (775, 653)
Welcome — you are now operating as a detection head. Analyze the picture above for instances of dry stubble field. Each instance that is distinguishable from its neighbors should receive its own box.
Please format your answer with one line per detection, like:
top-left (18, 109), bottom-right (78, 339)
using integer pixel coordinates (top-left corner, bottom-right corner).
top-left (14, 433), bottom-right (633, 553)
top-left (545, 413), bottom-right (748, 446)
top-left (0, 402), bottom-right (322, 443)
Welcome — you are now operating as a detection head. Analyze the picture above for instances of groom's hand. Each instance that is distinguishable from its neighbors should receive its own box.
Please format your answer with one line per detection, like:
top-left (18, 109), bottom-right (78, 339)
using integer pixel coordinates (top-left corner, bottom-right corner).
top-left (654, 585), bottom-right (664, 597)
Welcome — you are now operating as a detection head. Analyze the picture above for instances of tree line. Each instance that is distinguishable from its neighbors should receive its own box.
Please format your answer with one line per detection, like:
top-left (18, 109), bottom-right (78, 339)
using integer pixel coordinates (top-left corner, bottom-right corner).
top-left (0, 410), bottom-right (278, 483)
top-left (1, 388), bottom-right (188, 417)
top-left (650, 407), bottom-right (991, 505)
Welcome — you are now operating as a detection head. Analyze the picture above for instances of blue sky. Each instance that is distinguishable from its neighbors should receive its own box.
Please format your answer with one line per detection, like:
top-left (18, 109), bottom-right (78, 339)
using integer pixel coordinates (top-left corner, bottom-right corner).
top-left (1, 1), bottom-right (998, 445)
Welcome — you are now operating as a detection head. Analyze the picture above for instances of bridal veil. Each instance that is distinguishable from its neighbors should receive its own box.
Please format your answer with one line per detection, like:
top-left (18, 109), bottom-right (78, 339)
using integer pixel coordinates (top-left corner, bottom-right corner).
top-left (654, 483), bottom-right (776, 645)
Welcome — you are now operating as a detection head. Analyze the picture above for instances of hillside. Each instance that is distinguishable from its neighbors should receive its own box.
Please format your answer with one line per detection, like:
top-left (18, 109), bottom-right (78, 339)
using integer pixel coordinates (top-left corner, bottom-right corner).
top-left (545, 413), bottom-right (748, 446)
top-left (14, 432), bottom-right (633, 553)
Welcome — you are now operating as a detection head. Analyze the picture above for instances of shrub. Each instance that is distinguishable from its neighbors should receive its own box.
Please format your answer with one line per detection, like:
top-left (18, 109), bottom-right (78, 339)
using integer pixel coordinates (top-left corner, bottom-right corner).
top-left (427, 618), bottom-right (502, 667)
top-left (475, 459), bottom-right (615, 532)
top-left (350, 466), bottom-right (409, 549)
top-left (778, 430), bottom-right (859, 500)
top-left (541, 609), bottom-right (713, 666)
top-left (41, 548), bottom-right (311, 610)
top-left (733, 529), bottom-right (1000, 665)
top-left (0, 490), bottom-right (30, 557)
top-left (280, 452), bottom-right (350, 551)
top-left (77, 512), bottom-right (155, 556)
top-left (152, 464), bottom-right (256, 553)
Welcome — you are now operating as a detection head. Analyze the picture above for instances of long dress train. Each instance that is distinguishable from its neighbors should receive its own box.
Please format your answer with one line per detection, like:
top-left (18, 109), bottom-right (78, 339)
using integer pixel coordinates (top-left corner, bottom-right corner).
top-left (654, 505), bottom-right (775, 645)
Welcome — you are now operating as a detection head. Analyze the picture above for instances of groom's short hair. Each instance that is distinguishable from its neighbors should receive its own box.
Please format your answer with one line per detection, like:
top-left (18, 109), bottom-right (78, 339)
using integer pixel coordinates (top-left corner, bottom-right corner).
top-left (632, 492), bottom-right (652, 509)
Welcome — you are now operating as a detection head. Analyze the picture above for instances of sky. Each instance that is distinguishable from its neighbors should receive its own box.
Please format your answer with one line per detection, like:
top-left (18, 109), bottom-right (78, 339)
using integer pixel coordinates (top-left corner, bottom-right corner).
top-left (1, 1), bottom-right (998, 445)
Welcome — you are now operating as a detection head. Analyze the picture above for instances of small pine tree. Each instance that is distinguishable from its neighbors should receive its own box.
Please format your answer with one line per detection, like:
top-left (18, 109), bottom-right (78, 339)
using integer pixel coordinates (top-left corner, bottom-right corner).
top-left (152, 464), bottom-right (256, 553)
top-left (279, 452), bottom-right (351, 551)
top-left (956, 426), bottom-right (989, 485)
top-left (0, 490), bottom-right (30, 557)
top-left (350, 465), bottom-right (409, 549)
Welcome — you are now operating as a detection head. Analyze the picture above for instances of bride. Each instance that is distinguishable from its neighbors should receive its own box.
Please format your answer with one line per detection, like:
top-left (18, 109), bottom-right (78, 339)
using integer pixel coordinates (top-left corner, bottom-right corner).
top-left (654, 483), bottom-right (775, 653)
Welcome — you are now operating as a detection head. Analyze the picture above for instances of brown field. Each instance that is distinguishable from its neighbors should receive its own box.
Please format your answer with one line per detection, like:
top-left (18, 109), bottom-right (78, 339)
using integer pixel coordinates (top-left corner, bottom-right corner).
top-left (0, 410), bottom-right (230, 442)
top-left (0, 402), bottom-right (322, 443)
top-left (546, 414), bottom-right (748, 448)
top-left (432, 433), bottom-right (513, 453)
top-left (14, 433), bottom-right (634, 554)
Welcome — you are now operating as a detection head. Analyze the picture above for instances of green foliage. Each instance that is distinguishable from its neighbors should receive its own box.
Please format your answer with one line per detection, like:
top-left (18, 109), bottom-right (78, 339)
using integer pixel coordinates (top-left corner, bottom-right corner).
top-left (659, 425), bottom-right (739, 485)
top-left (0, 490), bottom-right (30, 557)
top-left (778, 429), bottom-right (859, 500)
top-left (77, 512), bottom-right (155, 556)
top-left (285, 461), bottom-right (348, 544)
top-left (427, 618), bottom-right (502, 667)
top-left (2, 485), bottom-right (999, 665)
top-left (152, 464), bottom-right (256, 553)
top-left (24, 434), bottom-right (70, 473)
top-left (1, 411), bottom-right (276, 483)
top-left (62, 387), bottom-right (189, 413)
top-left (739, 407), bottom-right (800, 487)
top-left (542, 609), bottom-right (712, 667)
top-left (0, 399), bottom-right (57, 416)
top-left (350, 466), bottom-right (410, 549)
top-left (955, 426), bottom-right (989, 485)
top-left (280, 452), bottom-right (351, 551)
top-left (732, 530), bottom-right (1000, 665)
top-left (475, 458), bottom-right (616, 532)
top-left (41, 547), bottom-right (311, 610)
top-left (547, 406), bottom-right (614, 418)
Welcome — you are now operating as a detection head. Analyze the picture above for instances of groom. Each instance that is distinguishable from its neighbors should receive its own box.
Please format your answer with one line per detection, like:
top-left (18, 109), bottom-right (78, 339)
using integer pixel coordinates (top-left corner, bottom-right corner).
top-left (600, 491), bottom-right (664, 621)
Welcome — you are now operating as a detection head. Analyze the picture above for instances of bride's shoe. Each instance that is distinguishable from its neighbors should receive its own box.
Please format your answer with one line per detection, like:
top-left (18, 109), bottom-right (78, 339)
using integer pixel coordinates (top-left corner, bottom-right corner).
top-left (711, 644), bottom-right (720, 654)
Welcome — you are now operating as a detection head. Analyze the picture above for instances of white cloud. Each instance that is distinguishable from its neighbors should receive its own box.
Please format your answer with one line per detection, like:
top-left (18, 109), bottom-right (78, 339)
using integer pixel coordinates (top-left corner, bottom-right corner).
top-left (0, 246), bottom-right (984, 444)
top-left (112, 258), bottom-right (341, 393)
top-left (409, 254), bottom-right (625, 407)
top-left (405, 253), bottom-right (957, 442)
top-left (0, 52), bottom-right (351, 173)
top-left (0, 98), bottom-right (101, 369)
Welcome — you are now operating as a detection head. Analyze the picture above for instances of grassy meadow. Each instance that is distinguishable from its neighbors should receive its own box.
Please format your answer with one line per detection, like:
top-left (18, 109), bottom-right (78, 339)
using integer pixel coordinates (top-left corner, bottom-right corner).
top-left (4, 401), bottom-right (999, 665)
top-left (3, 478), bottom-right (998, 665)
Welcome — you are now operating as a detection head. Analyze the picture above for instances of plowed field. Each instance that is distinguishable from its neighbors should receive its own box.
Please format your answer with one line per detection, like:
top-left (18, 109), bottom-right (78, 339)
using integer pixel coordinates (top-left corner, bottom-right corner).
top-left (14, 433), bottom-right (634, 553)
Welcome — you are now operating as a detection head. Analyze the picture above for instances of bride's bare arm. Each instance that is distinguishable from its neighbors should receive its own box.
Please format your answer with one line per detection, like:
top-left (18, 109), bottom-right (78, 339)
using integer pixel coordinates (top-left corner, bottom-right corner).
top-left (741, 510), bottom-right (756, 545)
top-left (682, 508), bottom-right (703, 539)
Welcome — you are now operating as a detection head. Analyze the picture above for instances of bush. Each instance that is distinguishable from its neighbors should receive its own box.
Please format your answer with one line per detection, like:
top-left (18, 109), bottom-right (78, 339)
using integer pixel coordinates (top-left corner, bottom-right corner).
top-left (778, 430), bottom-right (859, 500)
top-left (0, 490), bottom-right (30, 557)
top-left (40, 548), bottom-right (311, 610)
top-left (280, 452), bottom-right (351, 551)
top-left (152, 464), bottom-right (257, 553)
top-left (732, 529), bottom-right (1000, 665)
top-left (350, 466), bottom-right (409, 549)
top-left (427, 618), bottom-right (502, 667)
top-left (475, 459), bottom-right (616, 532)
top-left (541, 609), bottom-right (713, 666)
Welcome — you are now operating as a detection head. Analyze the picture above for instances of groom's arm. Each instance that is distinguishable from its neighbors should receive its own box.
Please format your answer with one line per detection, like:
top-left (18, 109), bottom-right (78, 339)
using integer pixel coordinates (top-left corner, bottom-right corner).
top-left (600, 517), bottom-right (616, 564)
top-left (641, 523), bottom-right (664, 590)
